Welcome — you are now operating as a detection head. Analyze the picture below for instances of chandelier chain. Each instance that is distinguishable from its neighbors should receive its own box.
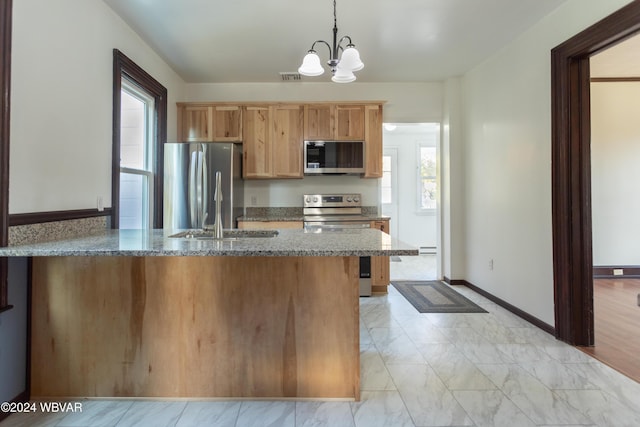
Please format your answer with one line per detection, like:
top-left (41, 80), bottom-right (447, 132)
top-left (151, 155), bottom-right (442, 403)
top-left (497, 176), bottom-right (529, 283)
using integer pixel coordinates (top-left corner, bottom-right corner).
top-left (333, 0), bottom-right (337, 29)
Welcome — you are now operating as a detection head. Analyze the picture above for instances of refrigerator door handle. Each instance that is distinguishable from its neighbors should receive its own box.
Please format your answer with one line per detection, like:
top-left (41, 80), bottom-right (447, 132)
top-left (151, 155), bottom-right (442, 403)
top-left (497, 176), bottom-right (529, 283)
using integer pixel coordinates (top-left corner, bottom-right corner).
top-left (196, 147), bottom-right (204, 228)
top-left (189, 149), bottom-right (199, 228)
top-left (201, 144), bottom-right (209, 228)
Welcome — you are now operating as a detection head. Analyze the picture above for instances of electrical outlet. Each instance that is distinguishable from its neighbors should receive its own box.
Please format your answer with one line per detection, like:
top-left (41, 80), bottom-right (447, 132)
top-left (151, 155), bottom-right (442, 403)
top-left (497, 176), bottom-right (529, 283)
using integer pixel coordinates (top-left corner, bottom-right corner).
top-left (613, 268), bottom-right (624, 276)
top-left (97, 196), bottom-right (104, 212)
top-left (489, 259), bottom-right (494, 271)
top-left (250, 196), bottom-right (257, 206)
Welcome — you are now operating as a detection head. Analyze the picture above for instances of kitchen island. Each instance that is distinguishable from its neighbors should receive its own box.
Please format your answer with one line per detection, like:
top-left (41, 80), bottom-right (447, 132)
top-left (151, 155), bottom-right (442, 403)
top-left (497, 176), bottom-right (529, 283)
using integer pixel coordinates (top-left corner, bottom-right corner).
top-left (0, 228), bottom-right (416, 401)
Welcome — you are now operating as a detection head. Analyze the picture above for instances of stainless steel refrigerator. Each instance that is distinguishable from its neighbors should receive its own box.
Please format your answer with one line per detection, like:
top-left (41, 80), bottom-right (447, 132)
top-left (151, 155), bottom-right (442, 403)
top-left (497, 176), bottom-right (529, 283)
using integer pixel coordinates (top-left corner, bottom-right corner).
top-left (164, 142), bottom-right (244, 230)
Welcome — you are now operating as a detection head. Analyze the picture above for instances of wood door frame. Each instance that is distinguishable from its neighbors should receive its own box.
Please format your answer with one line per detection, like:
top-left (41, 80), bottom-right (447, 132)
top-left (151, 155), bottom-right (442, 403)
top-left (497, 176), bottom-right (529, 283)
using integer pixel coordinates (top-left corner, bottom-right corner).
top-left (0, 0), bottom-right (11, 313)
top-left (552, 0), bottom-right (640, 345)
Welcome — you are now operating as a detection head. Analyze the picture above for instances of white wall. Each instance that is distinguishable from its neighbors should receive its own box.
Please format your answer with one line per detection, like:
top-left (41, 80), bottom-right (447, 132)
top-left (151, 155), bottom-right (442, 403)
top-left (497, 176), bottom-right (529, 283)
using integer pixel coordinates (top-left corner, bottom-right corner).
top-left (460, 0), bottom-right (634, 326)
top-left (10, 0), bottom-right (186, 214)
top-left (184, 82), bottom-right (443, 208)
top-left (591, 82), bottom-right (640, 266)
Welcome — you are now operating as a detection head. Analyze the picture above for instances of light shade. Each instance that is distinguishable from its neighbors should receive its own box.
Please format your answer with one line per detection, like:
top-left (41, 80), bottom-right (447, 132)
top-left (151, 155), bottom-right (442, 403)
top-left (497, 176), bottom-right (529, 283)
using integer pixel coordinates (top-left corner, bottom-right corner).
top-left (339, 47), bottom-right (364, 72)
top-left (331, 65), bottom-right (356, 83)
top-left (298, 51), bottom-right (325, 76)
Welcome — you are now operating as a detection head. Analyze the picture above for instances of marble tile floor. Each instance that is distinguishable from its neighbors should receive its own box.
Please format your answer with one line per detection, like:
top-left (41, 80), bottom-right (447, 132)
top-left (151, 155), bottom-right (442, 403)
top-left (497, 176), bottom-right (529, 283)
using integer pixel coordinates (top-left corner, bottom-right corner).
top-left (390, 254), bottom-right (437, 281)
top-left (3, 258), bottom-right (640, 426)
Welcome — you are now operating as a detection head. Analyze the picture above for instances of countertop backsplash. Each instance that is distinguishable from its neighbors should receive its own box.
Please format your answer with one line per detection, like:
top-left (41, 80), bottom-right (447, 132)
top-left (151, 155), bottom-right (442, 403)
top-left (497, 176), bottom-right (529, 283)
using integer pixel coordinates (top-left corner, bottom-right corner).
top-left (9, 216), bottom-right (109, 247)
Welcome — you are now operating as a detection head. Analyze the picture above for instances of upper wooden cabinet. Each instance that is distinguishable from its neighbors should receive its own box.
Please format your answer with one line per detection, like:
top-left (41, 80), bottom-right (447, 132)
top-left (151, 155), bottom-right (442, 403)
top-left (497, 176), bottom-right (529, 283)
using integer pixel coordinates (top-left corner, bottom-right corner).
top-left (364, 104), bottom-right (383, 178)
top-left (178, 101), bottom-right (383, 179)
top-left (304, 104), bottom-right (366, 141)
top-left (177, 103), bottom-right (242, 142)
top-left (179, 105), bottom-right (212, 141)
top-left (242, 106), bottom-right (272, 179)
top-left (335, 105), bottom-right (365, 140)
top-left (242, 105), bottom-right (303, 179)
top-left (304, 104), bottom-right (334, 140)
top-left (212, 105), bottom-right (242, 141)
top-left (272, 105), bottom-right (304, 178)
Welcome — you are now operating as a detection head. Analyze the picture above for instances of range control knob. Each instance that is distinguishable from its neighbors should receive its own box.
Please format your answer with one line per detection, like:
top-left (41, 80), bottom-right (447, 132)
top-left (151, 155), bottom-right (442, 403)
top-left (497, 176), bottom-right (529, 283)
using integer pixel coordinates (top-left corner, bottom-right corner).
top-left (313, 196), bottom-right (319, 203)
top-left (346, 196), bottom-right (353, 202)
top-left (354, 197), bottom-right (360, 203)
top-left (305, 196), bottom-right (311, 203)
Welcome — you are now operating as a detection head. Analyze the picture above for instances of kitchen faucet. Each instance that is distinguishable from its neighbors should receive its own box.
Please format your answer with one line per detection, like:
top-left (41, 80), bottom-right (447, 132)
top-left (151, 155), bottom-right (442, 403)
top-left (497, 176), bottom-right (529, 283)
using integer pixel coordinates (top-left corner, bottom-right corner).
top-left (213, 171), bottom-right (224, 239)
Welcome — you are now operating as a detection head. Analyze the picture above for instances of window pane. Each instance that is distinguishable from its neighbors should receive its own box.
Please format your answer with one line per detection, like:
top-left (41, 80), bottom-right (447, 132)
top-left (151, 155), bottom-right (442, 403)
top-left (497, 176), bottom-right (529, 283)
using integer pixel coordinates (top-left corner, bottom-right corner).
top-left (420, 146), bottom-right (436, 178)
top-left (383, 155), bottom-right (391, 171)
top-left (419, 146), bottom-right (437, 210)
top-left (120, 90), bottom-right (145, 169)
top-left (421, 178), bottom-right (437, 210)
top-left (381, 188), bottom-right (392, 205)
top-left (120, 172), bottom-right (147, 229)
top-left (381, 154), bottom-right (392, 205)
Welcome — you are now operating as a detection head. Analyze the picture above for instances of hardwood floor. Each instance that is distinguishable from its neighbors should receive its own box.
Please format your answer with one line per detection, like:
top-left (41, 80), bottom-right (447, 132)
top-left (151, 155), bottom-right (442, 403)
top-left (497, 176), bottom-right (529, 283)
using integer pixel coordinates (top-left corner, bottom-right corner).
top-left (578, 278), bottom-right (640, 383)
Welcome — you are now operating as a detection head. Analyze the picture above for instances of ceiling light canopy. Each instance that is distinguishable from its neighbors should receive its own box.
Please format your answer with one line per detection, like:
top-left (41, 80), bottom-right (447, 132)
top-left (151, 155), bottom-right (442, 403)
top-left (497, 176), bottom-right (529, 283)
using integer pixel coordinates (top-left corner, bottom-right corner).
top-left (298, 0), bottom-right (364, 83)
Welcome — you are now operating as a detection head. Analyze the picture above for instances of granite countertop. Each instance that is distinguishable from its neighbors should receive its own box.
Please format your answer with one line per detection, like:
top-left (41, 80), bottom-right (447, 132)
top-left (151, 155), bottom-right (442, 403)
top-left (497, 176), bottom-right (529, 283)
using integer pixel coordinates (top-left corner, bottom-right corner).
top-left (0, 228), bottom-right (417, 257)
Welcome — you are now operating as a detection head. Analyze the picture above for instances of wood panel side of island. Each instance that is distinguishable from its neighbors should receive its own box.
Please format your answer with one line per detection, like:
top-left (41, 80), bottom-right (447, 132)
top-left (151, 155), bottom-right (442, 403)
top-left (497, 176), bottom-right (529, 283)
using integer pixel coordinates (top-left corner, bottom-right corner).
top-left (31, 256), bottom-right (360, 400)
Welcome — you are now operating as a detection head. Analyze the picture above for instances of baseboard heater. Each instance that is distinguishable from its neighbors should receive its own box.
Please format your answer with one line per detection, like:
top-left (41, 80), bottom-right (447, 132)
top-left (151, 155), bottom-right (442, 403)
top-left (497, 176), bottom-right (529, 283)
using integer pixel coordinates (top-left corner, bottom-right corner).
top-left (419, 246), bottom-right (436, 254)
top-left (593, 265), bottom-right (640, 279)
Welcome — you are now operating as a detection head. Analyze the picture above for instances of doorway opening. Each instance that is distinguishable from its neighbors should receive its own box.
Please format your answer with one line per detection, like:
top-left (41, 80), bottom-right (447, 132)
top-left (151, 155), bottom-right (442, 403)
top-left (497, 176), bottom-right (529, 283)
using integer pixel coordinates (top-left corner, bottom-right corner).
top-left (383, 122), bottom-right (440, 281)
top-left (582, 36), bottom-right (640, 382)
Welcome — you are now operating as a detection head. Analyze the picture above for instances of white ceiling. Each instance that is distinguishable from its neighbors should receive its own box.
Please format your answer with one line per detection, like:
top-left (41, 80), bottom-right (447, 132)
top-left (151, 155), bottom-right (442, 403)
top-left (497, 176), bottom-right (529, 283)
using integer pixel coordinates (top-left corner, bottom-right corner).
top-left (103, 0), bottom-right (567, 84)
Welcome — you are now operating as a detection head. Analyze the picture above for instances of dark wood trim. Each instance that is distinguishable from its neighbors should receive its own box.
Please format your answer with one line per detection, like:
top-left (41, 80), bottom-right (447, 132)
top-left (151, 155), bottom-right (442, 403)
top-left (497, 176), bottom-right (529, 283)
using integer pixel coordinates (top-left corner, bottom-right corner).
top-left (591, 77), bottom-right (640, 82)
top-left (0, 0), bottom-right (12, 312)
top-left (25, 257), bottom-right (32, 402)
top-left (593, 265), bottom-right (640, 278)
top-left (8, 208), bottom-right (112, 227)
top-left (0, 389), bottom-right (29, 422)
top-left (447, 279), bottom-right (555, 336)
top-left (112, 49), bottom-right (167, 229)
top-left (551, 0), bottom-right (640, 346)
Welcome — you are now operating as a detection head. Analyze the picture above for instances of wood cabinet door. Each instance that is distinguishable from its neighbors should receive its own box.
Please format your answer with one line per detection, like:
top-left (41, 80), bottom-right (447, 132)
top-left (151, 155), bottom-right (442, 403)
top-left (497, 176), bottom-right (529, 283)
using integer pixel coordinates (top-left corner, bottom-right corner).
top-left (180, 105), bottom-right (213, 141)
top-left (212, 106), bottom-right (242, 141)
top-left (371, 219), bottom-right (390, 290)
top-left (371, 219), bottom-right (389, 234)
top-left (272, 105), bottom-right (304, 178)
top-left (335, 105), bottom-right (365, 140)
top-left (304, 104), bottom-right (334, 140)
top-left (364, 104), bottom-right (383, 178)
top-left (242, 106), bottom-right (272, 179)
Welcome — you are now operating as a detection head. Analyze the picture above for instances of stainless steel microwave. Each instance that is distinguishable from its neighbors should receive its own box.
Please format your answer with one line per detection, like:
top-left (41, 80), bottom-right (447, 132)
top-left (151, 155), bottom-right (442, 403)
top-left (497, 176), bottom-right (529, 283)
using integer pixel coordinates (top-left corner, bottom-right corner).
top-left (304, 141), bottom-right (365, 175)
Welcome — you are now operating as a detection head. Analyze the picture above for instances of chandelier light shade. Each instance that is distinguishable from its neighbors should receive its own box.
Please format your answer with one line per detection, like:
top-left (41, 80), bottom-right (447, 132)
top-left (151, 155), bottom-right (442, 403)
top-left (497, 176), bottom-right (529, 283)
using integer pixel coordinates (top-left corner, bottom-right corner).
top-left (298, 0), bottom-right (364, 83)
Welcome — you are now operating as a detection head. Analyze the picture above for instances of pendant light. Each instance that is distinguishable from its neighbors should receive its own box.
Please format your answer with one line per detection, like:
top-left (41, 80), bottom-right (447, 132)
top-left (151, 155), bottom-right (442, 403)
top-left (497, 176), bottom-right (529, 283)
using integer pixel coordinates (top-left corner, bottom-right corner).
top-left (298, 0), bottom-right (364, 83)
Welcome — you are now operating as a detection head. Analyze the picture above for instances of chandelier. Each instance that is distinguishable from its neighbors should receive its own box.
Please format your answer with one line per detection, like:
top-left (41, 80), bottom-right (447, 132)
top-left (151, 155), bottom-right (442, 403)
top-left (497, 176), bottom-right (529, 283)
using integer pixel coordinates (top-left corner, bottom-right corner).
top-left (298, 0), bottom-right (364, 83)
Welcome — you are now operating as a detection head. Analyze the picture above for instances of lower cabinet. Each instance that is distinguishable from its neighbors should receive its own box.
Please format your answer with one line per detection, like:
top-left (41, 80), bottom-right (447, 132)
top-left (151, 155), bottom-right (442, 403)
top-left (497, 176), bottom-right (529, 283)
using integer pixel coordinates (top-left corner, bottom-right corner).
top-left (238, 220), bottom-right (303, 229)
top-left (370, 219), bottom-right (390, 293)
top-left (240, 219), bottom-right (389, 292)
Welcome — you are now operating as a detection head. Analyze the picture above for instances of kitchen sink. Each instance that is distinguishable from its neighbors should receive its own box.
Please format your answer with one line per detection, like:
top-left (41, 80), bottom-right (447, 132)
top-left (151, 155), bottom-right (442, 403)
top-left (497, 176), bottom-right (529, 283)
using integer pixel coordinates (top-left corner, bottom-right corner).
top-left (169, 229), bottom-right (279, 240)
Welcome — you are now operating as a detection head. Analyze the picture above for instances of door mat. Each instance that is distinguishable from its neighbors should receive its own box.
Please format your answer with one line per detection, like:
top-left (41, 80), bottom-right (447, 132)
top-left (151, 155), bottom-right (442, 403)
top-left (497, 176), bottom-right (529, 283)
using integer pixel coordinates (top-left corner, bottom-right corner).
top-left (392, 281), bottom-right (488, 314)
